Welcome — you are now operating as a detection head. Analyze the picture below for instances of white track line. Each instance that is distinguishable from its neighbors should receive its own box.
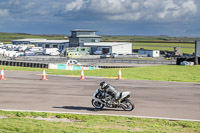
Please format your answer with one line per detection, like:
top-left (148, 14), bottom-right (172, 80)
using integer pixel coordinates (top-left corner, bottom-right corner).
top-left (1, 109), bottom-right (199, 122)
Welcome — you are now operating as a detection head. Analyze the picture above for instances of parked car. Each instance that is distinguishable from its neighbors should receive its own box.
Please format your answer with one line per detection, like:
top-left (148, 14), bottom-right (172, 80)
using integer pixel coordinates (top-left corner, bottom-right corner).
top-left (24, 51), bottom-right (36, 56)
top-left (93, 50), bottom-right (102, 55)
top-left (100, 53), bottom-right (118, 58)
top-left (66, 59), bottom-right (81, 66)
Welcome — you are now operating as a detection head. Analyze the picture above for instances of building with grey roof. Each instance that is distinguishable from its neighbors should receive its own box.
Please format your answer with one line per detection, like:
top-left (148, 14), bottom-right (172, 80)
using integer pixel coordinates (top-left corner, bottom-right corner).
top-left (69, 29), bottom-right (101, 47)
top-left (12, 39), bottom-right (69, 50)
top-left (12, 39), bottom-right (47, 45)
top-left (11, 29), bottom-right (133, 55)
top-left (84, 42), bottom-right (132, 55)
top-left (30, 40), bottom-right (69, 50)
top-left (69, 29), bottom-right (132, 55)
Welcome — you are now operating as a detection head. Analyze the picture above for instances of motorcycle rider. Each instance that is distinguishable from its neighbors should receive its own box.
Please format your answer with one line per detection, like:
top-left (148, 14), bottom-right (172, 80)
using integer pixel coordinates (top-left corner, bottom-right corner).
top-left (99, 81), bottom-right (121, 101)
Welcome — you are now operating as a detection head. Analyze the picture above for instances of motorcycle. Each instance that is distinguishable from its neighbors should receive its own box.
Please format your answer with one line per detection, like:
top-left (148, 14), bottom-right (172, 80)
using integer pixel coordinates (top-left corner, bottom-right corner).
top-left (91, 89), bottom-right (135, 111)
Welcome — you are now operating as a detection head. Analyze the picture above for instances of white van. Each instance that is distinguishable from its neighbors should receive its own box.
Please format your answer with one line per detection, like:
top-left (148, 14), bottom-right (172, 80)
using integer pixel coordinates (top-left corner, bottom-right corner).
top-left (0, 49), bottom-right (6, 54)
top-left (43, 48), bottom-right (60, 55)
top-left (0, 43), bottom-right (3, 48)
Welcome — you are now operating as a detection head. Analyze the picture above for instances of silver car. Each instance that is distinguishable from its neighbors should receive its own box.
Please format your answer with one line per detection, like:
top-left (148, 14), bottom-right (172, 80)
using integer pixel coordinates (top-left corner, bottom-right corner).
top-left (100, 53), bottom-right (118, 58)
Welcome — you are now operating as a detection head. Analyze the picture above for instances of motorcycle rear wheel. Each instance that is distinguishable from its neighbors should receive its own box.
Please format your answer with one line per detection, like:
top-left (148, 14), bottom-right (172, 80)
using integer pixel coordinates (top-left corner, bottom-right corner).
top-left (121, 99), bottom-right (134, 111)
top-left (91, 99), bottom-right (104, 109)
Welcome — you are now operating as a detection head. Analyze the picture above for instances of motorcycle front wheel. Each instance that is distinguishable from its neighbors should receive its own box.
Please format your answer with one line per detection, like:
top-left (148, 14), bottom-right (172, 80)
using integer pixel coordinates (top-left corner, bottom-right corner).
top-left (91, 99), bottom-right (104, 109)
top-left (121, 99), bottom-right (135, 111)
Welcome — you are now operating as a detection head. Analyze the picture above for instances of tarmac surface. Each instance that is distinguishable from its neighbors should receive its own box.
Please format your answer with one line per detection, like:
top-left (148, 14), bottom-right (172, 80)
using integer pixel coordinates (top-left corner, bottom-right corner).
top-left (0, 70), bottom-right (200, 121)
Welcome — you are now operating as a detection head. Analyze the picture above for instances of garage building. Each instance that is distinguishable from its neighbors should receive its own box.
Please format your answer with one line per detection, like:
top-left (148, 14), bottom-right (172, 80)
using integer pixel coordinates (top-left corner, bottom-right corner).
top-left (138, 49), bottom-right (160, 57)
top-left (30, 40), bottom-right (69, 50)
top-left (12, 39), bottom-right (69, 51)
top-left (12, 39), bottom-right (47, 45)
top-left (84, 42), bottom-right (132, 55)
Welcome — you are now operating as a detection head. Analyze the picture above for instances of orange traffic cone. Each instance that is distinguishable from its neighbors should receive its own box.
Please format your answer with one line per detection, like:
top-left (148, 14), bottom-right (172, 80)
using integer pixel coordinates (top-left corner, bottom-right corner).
top-left (0, 67), bottom-right (5, 80)
top-left (41, 68), bottom-right (48, 80)
top-left (118, 68), bottom-right (122, 80)
top-left (80, 68), bottom-right (85, 80)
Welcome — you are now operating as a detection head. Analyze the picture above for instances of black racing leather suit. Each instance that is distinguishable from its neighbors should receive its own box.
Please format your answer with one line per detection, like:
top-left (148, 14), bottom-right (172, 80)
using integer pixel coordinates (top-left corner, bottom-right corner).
top-left (102, 84), bottom-right (121, 100)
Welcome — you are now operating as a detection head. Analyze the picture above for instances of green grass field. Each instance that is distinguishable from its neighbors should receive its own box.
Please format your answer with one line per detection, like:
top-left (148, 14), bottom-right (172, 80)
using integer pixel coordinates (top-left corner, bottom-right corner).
top-left (1, 65), bottom-right (200, 83)
top-left (0, 110), bottom-right (199, 133)
top-left (102, 35), bottom-right (200, 42)
top-left (132, 42), bottom-right (195, 54)
top-left (133, 42), bottom-right (194, 47)
top-left (133, 46), bottom-right (195, 54)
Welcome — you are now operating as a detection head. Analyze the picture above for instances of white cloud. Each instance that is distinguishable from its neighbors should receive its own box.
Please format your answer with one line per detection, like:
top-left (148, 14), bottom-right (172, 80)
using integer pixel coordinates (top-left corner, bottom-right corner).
top-left (144, 0), bottom-right (161, 8)
top-left (0, 0), bottom-right (198, 23)
top-left (65, 0), bottom-right (85, 12)
top-left (89, 0), bottom-right (141, 14)
top-left (89, 0), bottom-right (128, 14)
top-left (157, 0), bottom-right (198, 20)
top-left (64, 0), bottom-right (198, 22)
top-left (0, 9), bottom-right (9, 17)
top-left (23, 2), bottom-right (35, 9)
top-left (110, 12), bottom-right (141, 21)
top-left (179, 0), bottom-right (197, 15)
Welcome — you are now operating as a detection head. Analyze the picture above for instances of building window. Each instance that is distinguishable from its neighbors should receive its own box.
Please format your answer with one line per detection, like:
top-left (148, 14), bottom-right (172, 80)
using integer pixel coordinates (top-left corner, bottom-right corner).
top-left (53, 45), bottom-right (57, 48)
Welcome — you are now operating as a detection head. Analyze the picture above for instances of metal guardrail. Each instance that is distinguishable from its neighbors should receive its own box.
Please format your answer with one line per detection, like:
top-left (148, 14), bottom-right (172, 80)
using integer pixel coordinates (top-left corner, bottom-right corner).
top-left (0, 58), bottom-right (176, 69)
top-left (21, 57), bottom-right (69, 62)
top-left (76, 58), bottom-right (176, 65)
top-left (20, 57), bottom-right (176, 65)
top-left (0, 57), bottom-right (176, 69)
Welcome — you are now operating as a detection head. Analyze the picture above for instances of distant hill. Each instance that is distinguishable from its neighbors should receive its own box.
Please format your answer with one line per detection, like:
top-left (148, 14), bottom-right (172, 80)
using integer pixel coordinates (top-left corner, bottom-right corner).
top-left (101, 35), bottom-right (200, 43)
top-left (0, 32), bottom-right (67, 43)
top-left (0, 32), bottom-right (199, 43)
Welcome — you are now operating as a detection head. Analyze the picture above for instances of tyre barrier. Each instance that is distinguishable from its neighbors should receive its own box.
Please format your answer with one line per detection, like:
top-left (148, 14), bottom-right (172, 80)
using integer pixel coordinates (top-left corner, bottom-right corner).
top-left (0, 60), bottom-right (48, 68)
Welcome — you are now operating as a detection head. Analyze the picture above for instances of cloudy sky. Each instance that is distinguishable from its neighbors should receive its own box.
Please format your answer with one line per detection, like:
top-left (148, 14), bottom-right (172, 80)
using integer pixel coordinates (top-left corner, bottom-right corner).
top-left (0, 0), bottom-right (199, 36)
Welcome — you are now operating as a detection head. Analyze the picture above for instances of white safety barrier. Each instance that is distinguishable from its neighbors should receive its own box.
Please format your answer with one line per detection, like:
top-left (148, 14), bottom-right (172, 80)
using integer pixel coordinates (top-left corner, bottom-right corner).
top-left (48, 63), bottom-right (99, 71)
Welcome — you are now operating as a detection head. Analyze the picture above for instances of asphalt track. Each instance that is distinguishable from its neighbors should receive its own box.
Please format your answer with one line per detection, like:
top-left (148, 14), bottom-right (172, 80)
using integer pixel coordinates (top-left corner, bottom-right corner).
top-left (0, 70), bottom-right (200, 121)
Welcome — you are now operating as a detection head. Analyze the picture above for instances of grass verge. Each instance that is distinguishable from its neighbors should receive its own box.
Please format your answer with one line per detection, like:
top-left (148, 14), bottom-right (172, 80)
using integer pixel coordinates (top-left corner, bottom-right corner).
top-left (1, 65), bottom-right (200, 83)
top-left (0, 110), bottom-right (199, 133)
